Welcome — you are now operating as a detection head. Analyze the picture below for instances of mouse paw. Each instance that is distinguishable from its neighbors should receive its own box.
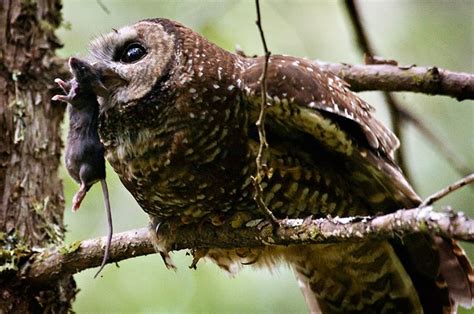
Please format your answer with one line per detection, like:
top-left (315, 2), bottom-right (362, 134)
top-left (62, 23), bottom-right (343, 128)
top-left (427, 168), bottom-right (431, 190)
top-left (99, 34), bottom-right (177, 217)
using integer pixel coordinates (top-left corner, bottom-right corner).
top-left (52, 78), bottom-right (80, 104)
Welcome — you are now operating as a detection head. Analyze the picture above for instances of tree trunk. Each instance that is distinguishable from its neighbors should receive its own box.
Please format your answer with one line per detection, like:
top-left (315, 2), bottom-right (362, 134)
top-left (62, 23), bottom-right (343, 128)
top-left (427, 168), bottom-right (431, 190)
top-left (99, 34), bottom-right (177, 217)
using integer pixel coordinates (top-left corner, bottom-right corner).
top-left (0, 0), bottom-right (75, 312)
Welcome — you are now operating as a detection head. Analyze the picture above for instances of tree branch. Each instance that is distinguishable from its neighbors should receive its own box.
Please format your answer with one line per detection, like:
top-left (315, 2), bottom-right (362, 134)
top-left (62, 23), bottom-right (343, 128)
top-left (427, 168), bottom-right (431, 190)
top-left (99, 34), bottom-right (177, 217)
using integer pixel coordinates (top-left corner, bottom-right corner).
top-left (316, 61), bottom-right (474, 101)
top-left (19, 206), bottom-right (474, 284)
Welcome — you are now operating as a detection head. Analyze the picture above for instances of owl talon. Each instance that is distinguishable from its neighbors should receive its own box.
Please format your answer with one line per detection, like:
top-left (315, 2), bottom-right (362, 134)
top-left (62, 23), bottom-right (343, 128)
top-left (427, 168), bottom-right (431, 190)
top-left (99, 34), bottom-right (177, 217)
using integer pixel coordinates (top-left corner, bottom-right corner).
top-left (189, 248), bottom-right (209, 270)
top-left (148, 216), bottom-right (177, 271)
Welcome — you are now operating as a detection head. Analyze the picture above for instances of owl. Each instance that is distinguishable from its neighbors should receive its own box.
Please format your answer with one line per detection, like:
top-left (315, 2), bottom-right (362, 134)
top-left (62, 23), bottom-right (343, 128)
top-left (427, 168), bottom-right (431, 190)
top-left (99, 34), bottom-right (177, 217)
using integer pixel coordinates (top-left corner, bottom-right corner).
top-left (84, 18), bottom-right (473, 312)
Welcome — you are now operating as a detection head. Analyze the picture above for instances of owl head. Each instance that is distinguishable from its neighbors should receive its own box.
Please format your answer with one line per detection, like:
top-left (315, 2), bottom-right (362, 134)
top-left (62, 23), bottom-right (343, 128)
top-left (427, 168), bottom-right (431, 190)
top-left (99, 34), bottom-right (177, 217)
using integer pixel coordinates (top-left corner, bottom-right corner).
top-left (88, 19), bottom-right (179, 109)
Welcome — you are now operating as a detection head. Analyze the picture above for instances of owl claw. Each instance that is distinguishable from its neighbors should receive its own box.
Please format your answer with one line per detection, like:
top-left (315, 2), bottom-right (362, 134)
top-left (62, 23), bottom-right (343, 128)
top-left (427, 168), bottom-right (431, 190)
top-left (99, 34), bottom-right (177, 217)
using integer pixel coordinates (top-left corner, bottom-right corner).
top-left (148, 216), bottom-right (177, 271)
top-left (189, 248), bottom-right (209, 270)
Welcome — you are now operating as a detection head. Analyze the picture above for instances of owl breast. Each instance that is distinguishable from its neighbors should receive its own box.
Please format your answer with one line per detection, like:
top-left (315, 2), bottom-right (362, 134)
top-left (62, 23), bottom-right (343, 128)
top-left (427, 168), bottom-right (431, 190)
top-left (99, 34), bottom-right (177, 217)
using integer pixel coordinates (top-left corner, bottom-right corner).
top-left (98, 68), bottom-right (256, 220)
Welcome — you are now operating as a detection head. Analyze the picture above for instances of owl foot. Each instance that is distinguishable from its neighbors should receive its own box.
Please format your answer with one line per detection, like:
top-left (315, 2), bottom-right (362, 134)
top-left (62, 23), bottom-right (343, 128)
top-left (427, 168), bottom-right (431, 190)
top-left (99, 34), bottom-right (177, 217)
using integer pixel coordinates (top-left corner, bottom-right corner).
top-left (189, 248), bottom-right (209, 270)
top-left (148, 216), bottom-right (177, 271)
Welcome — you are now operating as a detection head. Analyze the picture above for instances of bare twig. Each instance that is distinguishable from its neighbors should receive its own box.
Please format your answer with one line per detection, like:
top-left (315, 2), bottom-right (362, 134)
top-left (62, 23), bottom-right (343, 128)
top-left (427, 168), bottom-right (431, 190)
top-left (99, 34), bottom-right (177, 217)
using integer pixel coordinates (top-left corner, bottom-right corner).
top-left (342, 0), bottom-right (472, 181)
top-left (252, 0), bottom-right (278, 224)
top-left (420, 173), bottom-right (474, 207)
top-left (20, 206), bottom-right (474, 283)
top-left (343, 0), bottom-right (375, 57)
top-left (383, 94), bottom-right (410, 179)
top-left (397, 108), bottom-right (473, 178)
top-left (343, 0), bottom-right (409, 181)
top-left (96, 0), bottom-right (110, 14)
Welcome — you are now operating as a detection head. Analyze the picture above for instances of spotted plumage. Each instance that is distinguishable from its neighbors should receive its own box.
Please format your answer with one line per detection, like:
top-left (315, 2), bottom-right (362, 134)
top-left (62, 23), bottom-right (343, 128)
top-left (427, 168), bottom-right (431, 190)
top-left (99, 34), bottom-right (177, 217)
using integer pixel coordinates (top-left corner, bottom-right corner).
top-left (84, 18), bottom-right (473, 312)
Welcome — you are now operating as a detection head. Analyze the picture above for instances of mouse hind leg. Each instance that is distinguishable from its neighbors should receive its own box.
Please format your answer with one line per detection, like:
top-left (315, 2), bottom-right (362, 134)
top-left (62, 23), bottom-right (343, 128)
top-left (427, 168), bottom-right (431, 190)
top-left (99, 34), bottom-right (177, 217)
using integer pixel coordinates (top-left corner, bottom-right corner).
top-left (71, 164), bottom-right (97, 212)
top-left (72, 182), bottom-right (88, 212)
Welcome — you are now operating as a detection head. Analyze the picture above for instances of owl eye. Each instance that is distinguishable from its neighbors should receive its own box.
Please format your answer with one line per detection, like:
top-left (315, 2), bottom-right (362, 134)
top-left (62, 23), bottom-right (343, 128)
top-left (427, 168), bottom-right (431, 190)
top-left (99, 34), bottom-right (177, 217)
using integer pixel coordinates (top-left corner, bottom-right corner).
top-left (120, 43), bottom-right (147, 63)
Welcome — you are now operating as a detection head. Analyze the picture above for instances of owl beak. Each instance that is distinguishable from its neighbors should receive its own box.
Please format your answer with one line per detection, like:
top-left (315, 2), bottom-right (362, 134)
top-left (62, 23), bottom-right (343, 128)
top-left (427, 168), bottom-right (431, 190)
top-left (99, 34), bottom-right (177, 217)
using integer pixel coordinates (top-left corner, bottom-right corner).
top-left (92, 62), bottom-right (127, 91)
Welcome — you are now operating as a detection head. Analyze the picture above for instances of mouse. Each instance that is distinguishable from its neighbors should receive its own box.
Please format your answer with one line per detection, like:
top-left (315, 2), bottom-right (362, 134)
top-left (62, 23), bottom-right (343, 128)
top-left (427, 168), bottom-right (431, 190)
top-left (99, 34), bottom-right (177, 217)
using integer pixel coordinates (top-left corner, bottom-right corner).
top-left (52, 57), bottom-right (112, 278)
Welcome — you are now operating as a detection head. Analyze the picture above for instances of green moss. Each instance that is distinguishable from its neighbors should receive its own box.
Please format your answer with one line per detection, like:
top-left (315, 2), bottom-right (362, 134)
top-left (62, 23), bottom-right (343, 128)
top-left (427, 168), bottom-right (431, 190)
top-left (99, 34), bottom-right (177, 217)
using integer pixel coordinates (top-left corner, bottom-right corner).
top-left (42, 222), bottom-right (64, 245)
top-left (411, 74), bottom-right (424, 86)
top-left (0, 232), bottom-right (31, 272)
top-left (417, 219), bottom-right (428, 232)
top-left (39, 20), bottom-right (56, 33)
top-left (59, 240), bottom-right (82, 255)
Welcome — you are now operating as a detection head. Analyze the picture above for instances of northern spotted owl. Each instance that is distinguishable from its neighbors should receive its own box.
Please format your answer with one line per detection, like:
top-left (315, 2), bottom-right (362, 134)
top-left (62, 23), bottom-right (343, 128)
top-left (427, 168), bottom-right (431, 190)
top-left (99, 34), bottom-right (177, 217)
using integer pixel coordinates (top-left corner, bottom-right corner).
top-left (84, 19), bottom-right (473, 312)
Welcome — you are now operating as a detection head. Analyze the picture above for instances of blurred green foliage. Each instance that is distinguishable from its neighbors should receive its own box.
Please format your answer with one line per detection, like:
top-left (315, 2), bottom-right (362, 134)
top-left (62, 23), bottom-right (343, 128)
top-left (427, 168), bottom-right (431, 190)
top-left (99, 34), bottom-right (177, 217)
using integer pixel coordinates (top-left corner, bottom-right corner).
top-left (57, 0), bottom-right (473, 312)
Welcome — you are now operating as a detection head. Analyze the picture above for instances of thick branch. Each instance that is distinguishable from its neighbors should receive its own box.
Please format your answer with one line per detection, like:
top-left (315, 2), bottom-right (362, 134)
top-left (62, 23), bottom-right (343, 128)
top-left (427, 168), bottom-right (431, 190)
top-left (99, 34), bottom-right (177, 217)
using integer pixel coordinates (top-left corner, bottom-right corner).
top-left (20, 207), bottom-right (474, 283)
top-left (316, 62), bottom-right (474, 101)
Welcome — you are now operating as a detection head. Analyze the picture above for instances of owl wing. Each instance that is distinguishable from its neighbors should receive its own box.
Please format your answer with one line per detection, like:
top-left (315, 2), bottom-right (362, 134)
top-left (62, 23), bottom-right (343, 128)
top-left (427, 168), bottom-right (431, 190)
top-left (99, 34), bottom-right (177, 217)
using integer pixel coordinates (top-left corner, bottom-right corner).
top-left (242, 55), bottom-right (419, 210)
top-left (241, 55), bottom-right (473, 312)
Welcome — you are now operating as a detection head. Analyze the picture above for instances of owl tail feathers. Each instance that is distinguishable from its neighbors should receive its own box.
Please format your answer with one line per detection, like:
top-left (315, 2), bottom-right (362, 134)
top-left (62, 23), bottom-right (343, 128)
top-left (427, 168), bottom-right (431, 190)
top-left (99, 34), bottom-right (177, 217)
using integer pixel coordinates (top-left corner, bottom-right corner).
top-left (148, 215), bottom-right (177, 271)
top-left (436, 237), bottom-right (474, 308)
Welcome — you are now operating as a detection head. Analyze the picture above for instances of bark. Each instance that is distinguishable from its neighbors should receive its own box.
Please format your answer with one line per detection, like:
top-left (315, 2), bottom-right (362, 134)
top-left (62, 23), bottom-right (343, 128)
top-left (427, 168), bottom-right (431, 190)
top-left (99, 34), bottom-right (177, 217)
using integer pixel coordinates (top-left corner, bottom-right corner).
top-left (0, 0), bottom-right (75, 312)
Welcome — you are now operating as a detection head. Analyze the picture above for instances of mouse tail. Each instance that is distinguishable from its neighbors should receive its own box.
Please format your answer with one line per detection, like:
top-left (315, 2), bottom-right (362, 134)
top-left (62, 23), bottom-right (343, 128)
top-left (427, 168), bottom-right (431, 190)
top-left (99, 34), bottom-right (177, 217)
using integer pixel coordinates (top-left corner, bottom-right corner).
top-left (94, 179), bottom-right (113, 278)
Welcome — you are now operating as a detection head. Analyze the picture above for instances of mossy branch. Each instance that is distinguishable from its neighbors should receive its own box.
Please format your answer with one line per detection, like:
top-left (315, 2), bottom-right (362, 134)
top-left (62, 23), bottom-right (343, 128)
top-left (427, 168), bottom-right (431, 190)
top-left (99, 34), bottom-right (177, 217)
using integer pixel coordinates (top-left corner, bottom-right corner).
top-left (18, 206), bottom-right (474, 284)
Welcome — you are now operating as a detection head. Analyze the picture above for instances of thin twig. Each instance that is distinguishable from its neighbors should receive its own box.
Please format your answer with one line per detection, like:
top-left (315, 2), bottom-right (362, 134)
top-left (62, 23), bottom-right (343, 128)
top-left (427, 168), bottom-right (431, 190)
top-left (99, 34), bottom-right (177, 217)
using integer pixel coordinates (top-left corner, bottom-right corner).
top-left (343, 0), bottom-right (410, 181)
top-left (420, 173), bottom-right (474, 207)
top-left (252, 0), bottom-right (278, 224)
top-left (397, 108), bottom-right (473, 178)
top-left (96, 0), bottom-right (110, 14)
top-left (343, 0), bottom-right (472, 180)
top-left (343, 0), bottom-right (375, 57)
top-left (383, 94), bottom-right (410, 181)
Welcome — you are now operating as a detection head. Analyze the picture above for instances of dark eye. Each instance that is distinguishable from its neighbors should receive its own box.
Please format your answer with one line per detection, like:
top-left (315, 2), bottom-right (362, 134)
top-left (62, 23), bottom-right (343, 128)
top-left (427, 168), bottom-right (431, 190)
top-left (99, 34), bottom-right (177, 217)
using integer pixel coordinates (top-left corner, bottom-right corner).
top-left (120, 43), bottom-right (146, 63)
